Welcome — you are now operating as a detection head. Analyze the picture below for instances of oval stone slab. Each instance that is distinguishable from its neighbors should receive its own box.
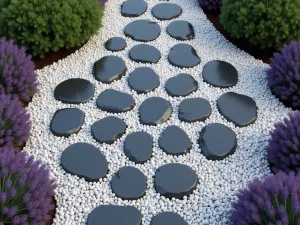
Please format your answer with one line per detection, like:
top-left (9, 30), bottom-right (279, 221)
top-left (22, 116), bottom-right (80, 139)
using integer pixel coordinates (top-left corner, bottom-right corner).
top-left (167, 21), bottom-right (195, 40)
top-left (87, 205), bottom-right (142, 225)
top-left (54, 78), bottom-right (94, 104)
top-left (217, 92), bottom-right (257, 127)
top-left (96, 89), bottom-right (135, 113)
top-left (121, 0), bottom-right (147, 17)
top-left (129, 44), bottom-right (161, 64)
top-left (50, 108), bottom-right (85, 137)
top-left (111, 166), bottom-right (147, 200)
top-left (154, 163), bottom-right (198, 199)
top-left (178, 98), bottom-right (211, 123)
top-left (202, 60), bottom-right (238, 88)
top-left (124, 20), bottom-right (161, 42)
top-left (139, 97), bottom-right (172, 125)
top-left (124, 131), bottom-right (153, 163)
top-left (159, 126), bottom-right (192, 155)
top-left (152, 3), bottom-right (182, 20)
top-left (168, 44), bottom-right (201, 68)
top-left (165, 73), bottom-right (198, 97)
top-left (61, 143), bottom-right (108, 182)
top-left (91, 116), bottom-right (127, 144)
top-left (150, 212), bottom-right (188, 225)
top-left (105, 37), bottom-right (127, 52)
top-left (128, 67), bottom-right (160, 94)
top-left (93, 56), bottom-right (127, 83)
top-left (199, 123), bottom-right (237, 160)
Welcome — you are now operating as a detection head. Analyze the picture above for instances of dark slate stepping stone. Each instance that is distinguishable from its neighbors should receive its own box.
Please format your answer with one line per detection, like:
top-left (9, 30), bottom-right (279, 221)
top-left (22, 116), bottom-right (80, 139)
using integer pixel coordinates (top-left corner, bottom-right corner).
top-left (167, 21), bottom-right (195, 40)
top-left (178, 98), bottom-right (211, 123)
top-left (154, 163), bottom-right (198, 199)
top-left (159, 126), bottom-right (192, 155)
top-left (124, 20), bottom-right (161, 42)
top-left (105, 37), bottom-right (127, 52)
top-left (202, 60), bottom-right (238, 88)
top-left (139, 97), bottom-right (172, 125)
top-left (128, 67), bottom-right (160, 94)
top-left (124, 131), bottom-right (153, 163)
top-left (165, 73), bottom-right (198, 97)
top-left (91, 116), bottom-right (126, 144)
top-left (50, 108), bottom-right (85, 137)
top-left (87, 205), bottom-right (142, 225)
top-left (150, 212), bottom-right (188, 225)
top-left (93, 56), bottom-right (127, 83)
top-left (151, 3), bottom-right (182, 20)
top-left (121, 0), bottom-right (147, 17)
top-left (54, 78), bottom-right (94, 104)
top-left (199, 123), bottom-right (237, 160)
top-left (61, 143), bottom-right (108, 182)
top-left (110, 166), bottom-right (147, 200)
top-left (129, 44), bottom-right (161, 64)
top-left (217, 92), bottom-right (257, 127)
top-left (96, 89), bottom-right (135, 113)
top-left (168, 44), bottom-right (201, 68)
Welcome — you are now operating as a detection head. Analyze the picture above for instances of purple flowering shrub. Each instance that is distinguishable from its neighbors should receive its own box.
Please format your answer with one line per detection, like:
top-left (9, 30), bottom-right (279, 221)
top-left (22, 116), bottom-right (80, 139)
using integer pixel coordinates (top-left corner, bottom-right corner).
top-left (230, 172), bottom-right (300, 225)
top-left (99, 0), bottom-right (108, 5)
top-left (267, 111), bottom-right (300, 174)
top-left (0, 94), bottom-right (31, 148)
top-left (198, 0), bottom-right (222, 12)
top-left (0, 38), bottom-right (38, 103)
top-left (267, 41), bottom-right (300, 109)
top-left (0, 147), bottom-right (56, 224)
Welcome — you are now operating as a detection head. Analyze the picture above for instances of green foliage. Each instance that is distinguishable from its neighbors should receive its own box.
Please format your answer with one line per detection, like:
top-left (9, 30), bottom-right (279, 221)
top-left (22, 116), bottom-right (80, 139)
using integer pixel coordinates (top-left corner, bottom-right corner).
top-left (220, 0), bottom-right (300, 50)
top-left (0, 0), bottom-right (104, 57)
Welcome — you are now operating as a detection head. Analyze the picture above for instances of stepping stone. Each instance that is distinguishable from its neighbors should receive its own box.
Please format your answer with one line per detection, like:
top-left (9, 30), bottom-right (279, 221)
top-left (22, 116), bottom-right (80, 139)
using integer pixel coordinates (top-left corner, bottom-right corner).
top-left (128, 67), bottom-right (160, 94)
top-left (217, 92), bottom-right (257, 127)
top-left (87, 205), bottom-right (142, 225)
top-left (93, 56), bottom-right (127, 83)
top-left (150, 212), bottom-right (188, 225)
top-left (91, 116), bottom-right (126, 144)
top-left (159, 126), bottom-right (192, 155)
top-left (154, 163), bottom-right (198, 199)
top-left (152, 3), bottom-right (182, 20)
top-left (50, 108), bottom-right (85, 137)
top-left (61, 143), bottom-right (108, 182)
top-left (129, 44), bottom-right (161, 64)
top-left (168, 44), bottom-right (201, 68)
top-left (199, 123), bottom-right (237, 160)
top-left (54, 78), bottom-right (94, 104)
top-left (124, 20), bottom-right (161, 42)
top-left (139, 97), bottom-right (172, 125)
top-left (96, 89), bottom-right (135, 113)
top-left (105, 37), bottom-right (127, 52)
top-left (110, 166), bottom-right (147, 200)
top-left (121, 0), bottom-right (147, 17)
top-left (124, 131), bottom-right (153, 163)
top-left (202, 60), bottom-right (238, 88)
top-left (165, 73), bottom-right (198, 97)
top-left (167, 21), bottom-right (195, 40)
top-left (178, 98), bottom-right (211, 123)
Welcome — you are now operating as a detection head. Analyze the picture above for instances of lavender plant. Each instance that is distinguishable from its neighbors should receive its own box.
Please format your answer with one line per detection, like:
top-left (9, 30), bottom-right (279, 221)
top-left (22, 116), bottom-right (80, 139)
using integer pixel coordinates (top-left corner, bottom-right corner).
top-left (0, 146), bottom-right (56, 224)
top-left (267, 41), bottom-right (300, 109)
top-left (99, 0), bottom-right (108, 5)
top-left (198, 0), bottom-right (222, 12)
top-left (0, 94), bottom-right (31, 148)
top-left (230, 172), bottom-right (300, 225)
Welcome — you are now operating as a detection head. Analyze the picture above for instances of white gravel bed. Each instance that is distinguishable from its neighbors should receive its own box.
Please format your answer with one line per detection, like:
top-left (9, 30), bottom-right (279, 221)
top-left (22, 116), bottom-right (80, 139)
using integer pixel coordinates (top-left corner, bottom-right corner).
top-left (24, 0), bottom-right (291, 224)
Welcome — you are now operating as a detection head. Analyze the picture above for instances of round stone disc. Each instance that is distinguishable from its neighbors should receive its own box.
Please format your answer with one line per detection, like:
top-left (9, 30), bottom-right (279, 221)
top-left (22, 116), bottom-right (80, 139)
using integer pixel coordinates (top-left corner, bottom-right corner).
top-left (129, 44), bottom-right (161, 64)
top-left (151, 3), bottom-right (182, 20)
top-left (202, 60), bottom-right (238, 88)
top-left (165, 73), bottom-right (198, 97)
top-left (105, 37), bottom-right (127, 52)
top-left (124, 20), bottom-right (161, 42)
top-left (167, 21), bottom-right (195, 40)
top-left (110, 166), bottom-right (147, 200)
top-left (168, 44), bottom-right (201, 68)
top-left (121, 0), bottom-right (147, 17)
top-left (150, 212), bottom-right (188, 225)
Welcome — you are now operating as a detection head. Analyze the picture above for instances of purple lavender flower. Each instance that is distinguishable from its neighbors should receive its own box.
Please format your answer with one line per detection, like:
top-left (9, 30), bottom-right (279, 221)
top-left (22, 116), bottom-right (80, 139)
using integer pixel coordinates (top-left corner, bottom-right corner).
top-left (0, 94), bottom-right (31, 148)
top-left (198, 0), bottom-right (222, 12)
top-left (230, 172), bottom-right (300, 225)
top-left (99, 0), bottom-right (108, 6)
top-left (0, 37), bottom-right (38, 103)
top-left (0, 146), bottom-right (56, 224)
top-left (267, 41), bottom-right (300, 109)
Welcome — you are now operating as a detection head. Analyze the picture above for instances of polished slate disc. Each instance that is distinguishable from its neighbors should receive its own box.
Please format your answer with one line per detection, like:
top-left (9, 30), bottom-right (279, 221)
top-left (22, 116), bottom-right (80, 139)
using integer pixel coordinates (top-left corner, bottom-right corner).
top-left (167, 20), bottom-right (195, 40)
top-left (165, 73), bottom-right (198, 97)
top-left (151, 3), bottom-right (182, 20)
top-left (129, 44), bottom-right (161, 64)
top-left (121, 0), bottom-right (147, 17)
top-left (168, 44), bottom-right (201, 68)
top-left (105, 37), bottom-right (127, 52)
top-left (124, 20), bottom-right (161, 42)
top-left (150, 212), bottom-right (188, 225)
